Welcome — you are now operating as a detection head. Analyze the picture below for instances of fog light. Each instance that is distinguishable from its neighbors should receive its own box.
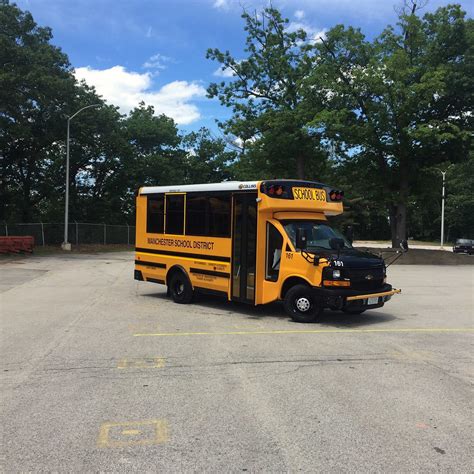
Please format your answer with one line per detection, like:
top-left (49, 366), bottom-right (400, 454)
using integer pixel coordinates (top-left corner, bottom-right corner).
top-left (333, 269), bottom-right (341, 278)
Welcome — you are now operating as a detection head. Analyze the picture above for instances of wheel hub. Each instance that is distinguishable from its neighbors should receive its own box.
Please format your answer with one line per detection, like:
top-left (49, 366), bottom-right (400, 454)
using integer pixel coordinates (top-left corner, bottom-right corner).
top-left (295, 297), bottom-right (311, 312)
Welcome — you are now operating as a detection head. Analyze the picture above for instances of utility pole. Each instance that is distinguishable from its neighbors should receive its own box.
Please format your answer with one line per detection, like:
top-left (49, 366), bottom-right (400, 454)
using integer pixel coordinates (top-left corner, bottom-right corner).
top-left (440, 170), bottom-right (446, 248)
top-left (62, 104), bottom-right (101, 250)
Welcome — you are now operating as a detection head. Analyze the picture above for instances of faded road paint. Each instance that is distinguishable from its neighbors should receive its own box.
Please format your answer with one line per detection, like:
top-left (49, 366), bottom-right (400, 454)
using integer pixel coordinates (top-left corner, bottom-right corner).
top-left (133, 328), bottom-right (474, 337)
top-left (97, 420), bottom-right (168, 448)
top-left (117, 357), bottom-right (165, 369)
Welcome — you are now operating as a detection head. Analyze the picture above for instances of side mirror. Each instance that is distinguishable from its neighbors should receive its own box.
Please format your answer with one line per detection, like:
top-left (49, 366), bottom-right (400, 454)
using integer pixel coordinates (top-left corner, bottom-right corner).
top-left (345, 225), bottom-right (354, 244)
top-left (329, 237), bottom-right (345, 251)
top-left (296, 227), bottom-right (308, 250)
top-left (400, 240), bottom-right (409, 252)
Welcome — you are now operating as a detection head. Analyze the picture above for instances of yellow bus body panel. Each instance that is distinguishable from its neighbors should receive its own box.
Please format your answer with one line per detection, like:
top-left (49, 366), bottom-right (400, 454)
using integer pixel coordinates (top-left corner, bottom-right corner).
top-left (135, 182), bottom-right (341, 305)
top-left (135, 193), bottom-right (232, 296)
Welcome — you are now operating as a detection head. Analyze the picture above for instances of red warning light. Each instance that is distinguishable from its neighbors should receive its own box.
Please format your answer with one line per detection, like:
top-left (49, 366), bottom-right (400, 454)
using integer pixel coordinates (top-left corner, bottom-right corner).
top-left (329, 190), bottom-right (344, 202)
top-left (267, 185), bottom-right (285, 197)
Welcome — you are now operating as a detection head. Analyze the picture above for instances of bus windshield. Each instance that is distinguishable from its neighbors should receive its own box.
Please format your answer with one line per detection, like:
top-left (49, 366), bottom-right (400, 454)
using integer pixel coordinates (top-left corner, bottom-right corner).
top-left (282, 220), bottom-right (353, 251)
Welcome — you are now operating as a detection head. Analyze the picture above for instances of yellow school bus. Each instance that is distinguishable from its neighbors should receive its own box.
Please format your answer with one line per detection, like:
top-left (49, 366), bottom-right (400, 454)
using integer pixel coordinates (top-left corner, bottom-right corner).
top-left (134, 180), bottom-right (400, 322)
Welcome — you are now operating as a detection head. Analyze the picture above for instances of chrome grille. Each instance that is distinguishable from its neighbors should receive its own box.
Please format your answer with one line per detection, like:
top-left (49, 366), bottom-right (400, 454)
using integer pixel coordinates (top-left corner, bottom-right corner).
top-left (344, 267), bottom-right (384, 290)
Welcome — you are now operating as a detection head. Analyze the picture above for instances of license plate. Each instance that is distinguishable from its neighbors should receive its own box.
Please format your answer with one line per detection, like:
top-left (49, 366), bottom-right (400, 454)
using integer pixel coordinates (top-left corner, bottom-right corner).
top-left (292, 187), bottom-right (327, 202)
top-left (368, 297), bottom-right (379, 305)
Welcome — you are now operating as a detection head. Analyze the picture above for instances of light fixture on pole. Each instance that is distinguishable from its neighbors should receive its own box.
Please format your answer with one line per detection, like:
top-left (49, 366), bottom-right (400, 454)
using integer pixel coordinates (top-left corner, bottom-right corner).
top-left (62, 104), bottom-right (101, 251)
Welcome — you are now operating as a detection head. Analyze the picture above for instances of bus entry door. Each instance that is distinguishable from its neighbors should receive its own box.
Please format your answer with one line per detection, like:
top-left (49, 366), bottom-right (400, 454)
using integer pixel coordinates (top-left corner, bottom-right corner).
top-left (232, 193), bottom-right (257, 303)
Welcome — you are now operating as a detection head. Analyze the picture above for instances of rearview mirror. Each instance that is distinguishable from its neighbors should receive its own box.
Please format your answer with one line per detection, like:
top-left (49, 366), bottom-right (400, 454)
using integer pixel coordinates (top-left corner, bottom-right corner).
top-left (329, 237), bottom-right (345, 251)
top-left (296, 227), bottom-right (308, 250)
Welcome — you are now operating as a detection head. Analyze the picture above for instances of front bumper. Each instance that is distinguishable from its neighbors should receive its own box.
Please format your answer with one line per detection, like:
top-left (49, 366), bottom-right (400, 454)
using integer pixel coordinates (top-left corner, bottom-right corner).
top-left (312, 284), bottom-right (401, 310)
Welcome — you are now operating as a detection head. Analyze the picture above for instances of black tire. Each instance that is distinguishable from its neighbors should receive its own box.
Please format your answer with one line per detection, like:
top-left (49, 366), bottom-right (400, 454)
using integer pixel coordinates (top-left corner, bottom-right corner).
top-left (343, 308), bottom-right (366, 315)
top-left (168, 271), bottom-right (193, 304)
top-left (283, 284), bottom-right (323, 323)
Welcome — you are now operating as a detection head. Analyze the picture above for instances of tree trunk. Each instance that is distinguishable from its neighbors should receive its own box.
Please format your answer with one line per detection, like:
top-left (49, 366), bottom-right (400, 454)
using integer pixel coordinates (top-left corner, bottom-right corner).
top-left (390, 161), bottom-right (409, 248)
top-left (390, 202), bottom-right (407, 248)
top-left (21, 183), bottom-right (32, 222)
top-left (296, 156), bottom-right (304, 180)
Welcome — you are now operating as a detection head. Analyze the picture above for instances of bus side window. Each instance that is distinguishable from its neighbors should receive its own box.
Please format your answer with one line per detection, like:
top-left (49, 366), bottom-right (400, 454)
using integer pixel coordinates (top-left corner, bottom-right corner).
top-left (266, 223), bottom-right (283, 282)
top-left (166, 194), bottom-right (184, 235)
top-left (209, 196), bottom-right (231, 237)
top-left (147, 195), bottom-right (164, 234)
top-left (186, 194), bottom-right (231, 237)
top-left (186, 195), bottom-right (208, 235)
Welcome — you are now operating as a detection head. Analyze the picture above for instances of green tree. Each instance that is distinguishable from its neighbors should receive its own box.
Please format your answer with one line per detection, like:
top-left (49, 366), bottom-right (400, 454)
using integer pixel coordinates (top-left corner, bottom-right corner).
top-left (308, 2), bottom-right (473, 246)
top-left (181, 128), bottom-right (235, 183)
top-left (1, 0), bottom-right (76, 221)
top-left (206, 7), bottom-right (327, 180)
top-left (445, 154), bottom-right (474, 240)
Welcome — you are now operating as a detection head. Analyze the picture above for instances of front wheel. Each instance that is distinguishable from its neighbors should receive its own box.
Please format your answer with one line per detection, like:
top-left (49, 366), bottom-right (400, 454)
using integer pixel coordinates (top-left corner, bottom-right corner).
top-left (169, 271), bottom-right (193, 304)
top-left (284, 284), bottom-right (323, 323)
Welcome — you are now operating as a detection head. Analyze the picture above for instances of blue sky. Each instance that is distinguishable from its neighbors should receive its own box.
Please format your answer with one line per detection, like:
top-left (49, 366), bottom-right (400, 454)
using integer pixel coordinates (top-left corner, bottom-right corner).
top-left (18, 0), bottom-right (474, 134)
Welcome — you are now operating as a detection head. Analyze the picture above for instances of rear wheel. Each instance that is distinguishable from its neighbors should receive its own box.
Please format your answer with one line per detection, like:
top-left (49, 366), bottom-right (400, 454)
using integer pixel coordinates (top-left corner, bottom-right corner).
top-left (169, 271), bottom-right (193, 304)
top-left (284, 284), bottom-right (323, 323)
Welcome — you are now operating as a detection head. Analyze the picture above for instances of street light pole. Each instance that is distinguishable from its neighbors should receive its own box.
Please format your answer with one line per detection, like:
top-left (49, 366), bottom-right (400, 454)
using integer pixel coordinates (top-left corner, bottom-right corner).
top-left (440, 171), bottom-right (446, 248)
top-left (62, 104), bottom-right (101, 250)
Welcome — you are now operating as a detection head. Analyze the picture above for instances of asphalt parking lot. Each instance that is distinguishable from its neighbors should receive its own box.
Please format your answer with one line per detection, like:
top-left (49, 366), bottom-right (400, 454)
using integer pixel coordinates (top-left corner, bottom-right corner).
top-left (1, 252), bottom-right (472, 472)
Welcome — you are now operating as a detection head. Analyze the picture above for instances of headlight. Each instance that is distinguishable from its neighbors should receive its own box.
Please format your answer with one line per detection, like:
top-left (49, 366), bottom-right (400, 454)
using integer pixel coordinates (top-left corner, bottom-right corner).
top-left (332, 269), bottom-right (341, 279)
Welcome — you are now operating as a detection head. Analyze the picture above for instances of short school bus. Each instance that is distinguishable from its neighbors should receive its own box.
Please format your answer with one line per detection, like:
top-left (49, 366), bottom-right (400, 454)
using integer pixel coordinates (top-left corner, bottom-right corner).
top-left (135, 180), bottom-right (400, 323)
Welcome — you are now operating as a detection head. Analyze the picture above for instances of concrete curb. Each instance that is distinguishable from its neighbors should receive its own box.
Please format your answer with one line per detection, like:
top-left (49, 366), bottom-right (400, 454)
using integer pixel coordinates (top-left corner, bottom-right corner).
top-left (358, 247), bottom-right (474, 265)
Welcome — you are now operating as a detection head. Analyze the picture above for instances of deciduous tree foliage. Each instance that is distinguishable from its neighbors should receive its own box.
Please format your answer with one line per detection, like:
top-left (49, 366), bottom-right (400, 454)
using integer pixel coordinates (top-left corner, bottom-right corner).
top-left (206, 8), bottom-right (327, 180)
top-left (308, 1), bottom-right (472, 246)
top-left (1, 1), bottom-right (234, 224)
top-left (1, 1), bottom-right (472, 245)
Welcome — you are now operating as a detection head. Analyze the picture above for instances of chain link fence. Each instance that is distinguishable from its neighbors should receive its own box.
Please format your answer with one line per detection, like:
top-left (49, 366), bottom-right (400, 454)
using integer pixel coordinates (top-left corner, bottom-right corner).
top-left (1, 222), bottom-right (135, 246)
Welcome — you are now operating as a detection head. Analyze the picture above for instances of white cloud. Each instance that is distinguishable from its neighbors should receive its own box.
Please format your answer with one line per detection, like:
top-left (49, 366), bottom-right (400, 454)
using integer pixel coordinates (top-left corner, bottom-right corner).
top-left (74, 66), bottom-right (206, 125)
top-left (294, 10), bottom-right (305, 20)
top-left (287, 20), bottom-right (328, 43)
top-left (143, 53), bottom-right (172, 71)
top-left (213, 66), bottom-right (235, 78)
top-left (312, 28), bottom-right (328, 43)
top-left (213, 0), bottom-right (229, 9)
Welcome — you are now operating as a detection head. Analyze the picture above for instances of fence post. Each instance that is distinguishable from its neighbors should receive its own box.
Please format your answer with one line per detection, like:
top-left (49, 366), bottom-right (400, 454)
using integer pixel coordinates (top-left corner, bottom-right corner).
top-left (4, 222), bottom-right (7, 236)
top-left (104, 223), bottom-right (106, 245)
top-left (75, 221), bottom-right (79, 246)
top-left (126, 223), bottom-right (130, 245)
top-left (40, 222), bottom-right (45, 246)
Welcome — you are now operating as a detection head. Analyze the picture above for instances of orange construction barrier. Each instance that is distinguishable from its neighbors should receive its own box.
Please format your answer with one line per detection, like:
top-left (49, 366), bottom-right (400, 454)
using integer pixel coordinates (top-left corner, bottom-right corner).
top-left (0, 236), bottom-right (34, 254)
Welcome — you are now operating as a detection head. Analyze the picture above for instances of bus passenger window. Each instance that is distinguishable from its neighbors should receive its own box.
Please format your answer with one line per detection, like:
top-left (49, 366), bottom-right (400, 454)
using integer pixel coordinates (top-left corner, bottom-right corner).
top-left (186, 196), bottom-right (207, 235)
top-left (166, 194), bottom-right (184, 235)
top-left (266, 223), bottom-right (283, 281)
top-left (209, 196), bottom-right (231, 237)
top-left (147, 195), bottom-right (164, 234)
top-left (185, 194), bottom-right (231, 237)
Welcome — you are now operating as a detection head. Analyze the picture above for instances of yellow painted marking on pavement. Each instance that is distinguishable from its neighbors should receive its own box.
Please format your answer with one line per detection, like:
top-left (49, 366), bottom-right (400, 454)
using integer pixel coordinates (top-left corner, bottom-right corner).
top-left (122, 429), bottom-right (141, 435)
top-left (117, 357), bottom-right (165, 369)
top-left (97, 419), bottom-right (168, 448)
top-left (134, 328), bottom-right (474, 337)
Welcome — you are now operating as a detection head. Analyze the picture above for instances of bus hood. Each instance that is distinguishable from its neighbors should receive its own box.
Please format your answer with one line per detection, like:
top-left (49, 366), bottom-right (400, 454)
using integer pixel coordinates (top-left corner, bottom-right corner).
top-left (314, 248), bottom-right (384, 268)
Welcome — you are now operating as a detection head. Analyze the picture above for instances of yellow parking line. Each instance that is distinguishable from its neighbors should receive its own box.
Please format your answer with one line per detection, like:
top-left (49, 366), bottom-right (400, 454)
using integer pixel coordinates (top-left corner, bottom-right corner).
top-left (134, 328), bottom-right (474, 337)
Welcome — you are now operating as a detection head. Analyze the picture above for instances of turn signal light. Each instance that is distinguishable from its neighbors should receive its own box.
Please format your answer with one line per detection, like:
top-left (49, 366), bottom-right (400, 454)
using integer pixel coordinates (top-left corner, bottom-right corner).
top-left (323, 280), bottom-right (350, 287)
top-left (329, 190), bottom-right (344, 202)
